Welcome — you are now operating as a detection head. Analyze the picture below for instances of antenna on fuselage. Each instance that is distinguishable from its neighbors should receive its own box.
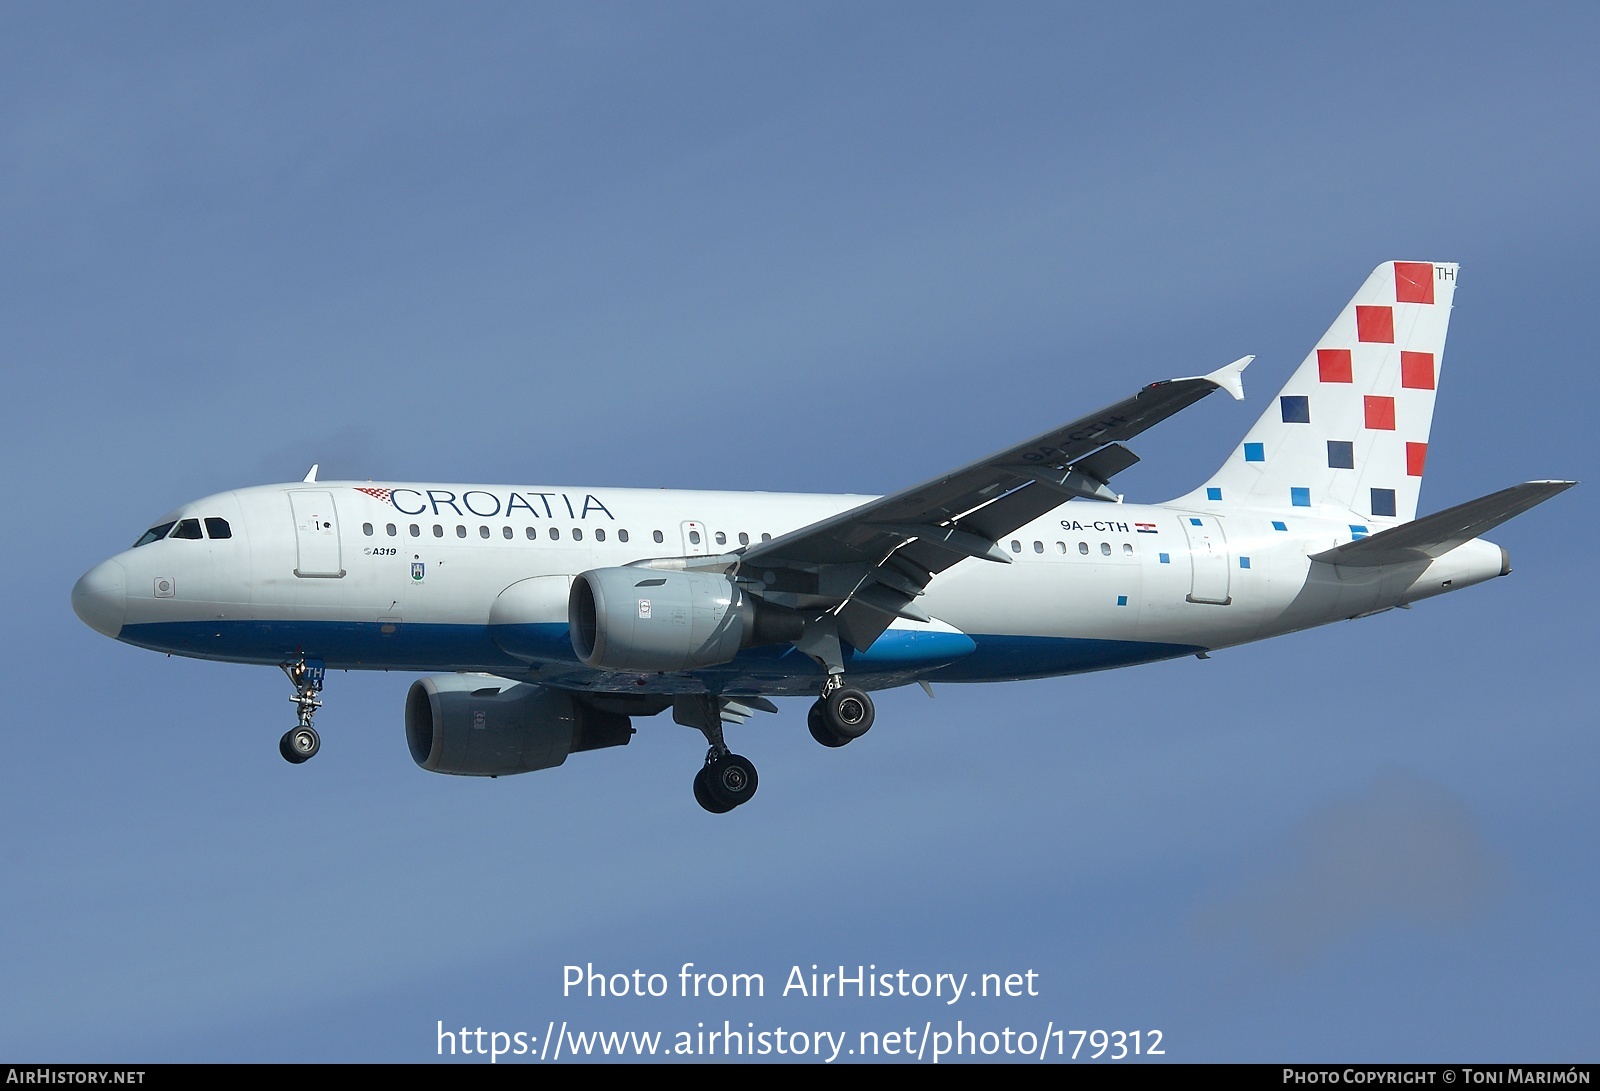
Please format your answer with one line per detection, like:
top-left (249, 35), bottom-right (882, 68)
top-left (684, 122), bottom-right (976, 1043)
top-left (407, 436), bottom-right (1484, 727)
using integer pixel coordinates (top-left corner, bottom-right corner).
top-left (303, 464), bottom-right (319, 483)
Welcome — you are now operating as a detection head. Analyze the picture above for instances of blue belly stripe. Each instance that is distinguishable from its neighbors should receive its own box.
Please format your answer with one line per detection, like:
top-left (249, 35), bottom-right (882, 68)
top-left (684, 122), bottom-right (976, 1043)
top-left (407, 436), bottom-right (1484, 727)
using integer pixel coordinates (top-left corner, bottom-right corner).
top-left (118, 620), bottom-right (1199, 688)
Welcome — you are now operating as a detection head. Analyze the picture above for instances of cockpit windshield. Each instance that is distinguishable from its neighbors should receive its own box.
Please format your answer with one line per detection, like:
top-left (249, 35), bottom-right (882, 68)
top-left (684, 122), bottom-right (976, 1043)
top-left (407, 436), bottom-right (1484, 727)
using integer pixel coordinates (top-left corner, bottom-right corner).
top-left (133, 521), bottom-right (177, 548)
top-left (131, 516), bottom-right (232, 547)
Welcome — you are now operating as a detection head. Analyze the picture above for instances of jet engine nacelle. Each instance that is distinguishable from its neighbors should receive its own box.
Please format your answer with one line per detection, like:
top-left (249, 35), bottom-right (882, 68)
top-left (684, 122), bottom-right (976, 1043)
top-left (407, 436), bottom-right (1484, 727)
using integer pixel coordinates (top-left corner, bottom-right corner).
top-left (569, 567), bottom-right (803, 672)
top-left (404, 674), bottom-right (633, 777)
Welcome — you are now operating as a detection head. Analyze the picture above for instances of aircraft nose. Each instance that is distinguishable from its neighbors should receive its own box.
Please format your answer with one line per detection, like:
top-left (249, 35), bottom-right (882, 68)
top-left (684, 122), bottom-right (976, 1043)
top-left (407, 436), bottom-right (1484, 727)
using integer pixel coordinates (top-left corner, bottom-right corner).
top-left (72, 559), bottom-right (127, 638)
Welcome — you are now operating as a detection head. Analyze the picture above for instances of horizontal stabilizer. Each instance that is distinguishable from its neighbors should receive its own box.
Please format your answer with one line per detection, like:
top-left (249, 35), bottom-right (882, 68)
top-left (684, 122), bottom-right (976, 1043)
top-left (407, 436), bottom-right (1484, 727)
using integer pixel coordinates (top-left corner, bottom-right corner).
top-left (1310, 480), bottom-right (1576, 567)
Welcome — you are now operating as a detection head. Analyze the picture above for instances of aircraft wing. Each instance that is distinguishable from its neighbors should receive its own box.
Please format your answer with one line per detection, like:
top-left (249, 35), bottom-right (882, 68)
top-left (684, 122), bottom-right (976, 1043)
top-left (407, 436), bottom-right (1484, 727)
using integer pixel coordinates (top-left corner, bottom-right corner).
top-left (735, 358), bottom-right (1251, 650)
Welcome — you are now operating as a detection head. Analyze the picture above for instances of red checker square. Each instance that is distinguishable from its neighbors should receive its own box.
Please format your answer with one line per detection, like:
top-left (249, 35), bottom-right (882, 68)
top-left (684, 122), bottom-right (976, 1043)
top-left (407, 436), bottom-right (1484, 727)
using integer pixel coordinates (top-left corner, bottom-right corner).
top-left (1401, 350), bottom-right (1435, 389)
top-left (1406, 442), bottom-right (1428, 477)
top-left (1394, 262), bottom-right (1435, 304)
top-left (1364, 395), bottom-right (1396, 430)
top-left (1356, 306), bottom-right (1394, 343)
top-left (1317, 348), bottom-right (1353, 383)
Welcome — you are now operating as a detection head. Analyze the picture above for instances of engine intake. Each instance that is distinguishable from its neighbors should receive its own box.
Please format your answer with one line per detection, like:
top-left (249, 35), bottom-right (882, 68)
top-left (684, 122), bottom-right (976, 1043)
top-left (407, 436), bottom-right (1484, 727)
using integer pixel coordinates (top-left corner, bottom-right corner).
top-left (569, 567), bottom-right (802, 672)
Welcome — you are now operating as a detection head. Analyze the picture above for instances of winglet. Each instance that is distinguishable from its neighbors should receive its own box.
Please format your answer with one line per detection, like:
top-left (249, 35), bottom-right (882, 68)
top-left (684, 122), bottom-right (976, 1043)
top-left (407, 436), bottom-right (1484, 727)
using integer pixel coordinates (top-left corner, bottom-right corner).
top-left (1200, 355), bottom-right (1251, 401)
top-left (303, 464), bottom-right (319, 483)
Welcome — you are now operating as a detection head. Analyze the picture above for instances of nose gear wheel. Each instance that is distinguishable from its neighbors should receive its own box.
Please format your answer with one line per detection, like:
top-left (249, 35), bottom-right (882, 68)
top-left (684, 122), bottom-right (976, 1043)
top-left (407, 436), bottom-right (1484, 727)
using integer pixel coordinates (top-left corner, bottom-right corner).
top-left (278, 657), bottom-right (326, 764)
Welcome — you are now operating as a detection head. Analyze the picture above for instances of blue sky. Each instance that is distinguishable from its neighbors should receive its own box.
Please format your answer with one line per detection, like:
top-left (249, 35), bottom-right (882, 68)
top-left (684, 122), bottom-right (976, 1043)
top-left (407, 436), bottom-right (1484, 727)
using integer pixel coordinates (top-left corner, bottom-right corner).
top-left (3, 3), bottom-right (1595, 1062)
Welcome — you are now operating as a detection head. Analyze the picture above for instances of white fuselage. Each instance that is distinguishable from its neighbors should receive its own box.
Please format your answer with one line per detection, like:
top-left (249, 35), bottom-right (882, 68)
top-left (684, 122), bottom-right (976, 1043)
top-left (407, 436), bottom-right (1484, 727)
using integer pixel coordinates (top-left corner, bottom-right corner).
top-left (74, 480), bottom-right (1507, 698)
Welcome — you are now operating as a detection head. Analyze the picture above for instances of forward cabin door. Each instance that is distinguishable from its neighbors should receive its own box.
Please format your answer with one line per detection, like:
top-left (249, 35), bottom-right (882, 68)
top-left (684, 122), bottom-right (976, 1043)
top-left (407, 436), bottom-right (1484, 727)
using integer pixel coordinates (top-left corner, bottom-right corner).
top-left (290, 490), bottom-right (345, 578)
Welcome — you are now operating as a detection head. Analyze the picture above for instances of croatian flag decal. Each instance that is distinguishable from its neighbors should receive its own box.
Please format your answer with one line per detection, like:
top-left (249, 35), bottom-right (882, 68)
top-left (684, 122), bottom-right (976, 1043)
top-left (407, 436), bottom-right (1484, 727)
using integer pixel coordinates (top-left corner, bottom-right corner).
top-left (1135, 522), bottom-right (1158, 534)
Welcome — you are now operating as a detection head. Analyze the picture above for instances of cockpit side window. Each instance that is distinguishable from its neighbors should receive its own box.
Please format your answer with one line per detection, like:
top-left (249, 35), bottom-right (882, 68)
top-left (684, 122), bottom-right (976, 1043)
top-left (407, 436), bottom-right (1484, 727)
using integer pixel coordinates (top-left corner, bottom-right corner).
top-left (170, 519), bottom-right (203, 539)
top-left (133, 521), bottom-right (177, 548)
top-left (204, 518), bottom-right (232, 539)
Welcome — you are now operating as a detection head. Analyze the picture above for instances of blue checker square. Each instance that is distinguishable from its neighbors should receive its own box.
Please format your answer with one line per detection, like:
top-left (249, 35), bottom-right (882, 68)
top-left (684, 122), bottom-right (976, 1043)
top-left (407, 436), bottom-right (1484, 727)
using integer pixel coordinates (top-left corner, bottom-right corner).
top-left (1327, 440), bottom-right (1355, 469)
top-left (1189, 517), bottom-right (1202, 526)
top-left (1243, 442), bottom-right (1265, 462)
top-left (1291, 487), bottom-right (1311, 507)
top-left (1371, 488), bottom-right (1397, 517)
top-left (1280, 395), bottom-right (1311, 423)
top-left (1349, 524), bottom-right (1369, 540)
top-left (1271, 520), bottom-right (1288, 532)
top-left (1206, 487), bottom-right (1222, 500)
top-left (1158, 553), bottom-right (1170, 564)
top-left (1239, 556), bottom-right (1251, 569)
top-left (1116, 595), bottom-right (1128, 607)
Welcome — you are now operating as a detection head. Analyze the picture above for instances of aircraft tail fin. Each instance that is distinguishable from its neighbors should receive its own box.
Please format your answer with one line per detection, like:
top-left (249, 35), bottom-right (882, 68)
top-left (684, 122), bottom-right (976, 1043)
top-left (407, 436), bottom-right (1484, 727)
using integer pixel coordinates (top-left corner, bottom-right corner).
top-left (1183, 261), bottom-right (1459, 524)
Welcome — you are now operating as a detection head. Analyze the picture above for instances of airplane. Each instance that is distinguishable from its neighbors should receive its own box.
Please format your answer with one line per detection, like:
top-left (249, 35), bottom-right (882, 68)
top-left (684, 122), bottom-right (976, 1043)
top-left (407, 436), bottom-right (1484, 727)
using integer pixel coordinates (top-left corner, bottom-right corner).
top-left (72, 262), bottom-right (1574, 813)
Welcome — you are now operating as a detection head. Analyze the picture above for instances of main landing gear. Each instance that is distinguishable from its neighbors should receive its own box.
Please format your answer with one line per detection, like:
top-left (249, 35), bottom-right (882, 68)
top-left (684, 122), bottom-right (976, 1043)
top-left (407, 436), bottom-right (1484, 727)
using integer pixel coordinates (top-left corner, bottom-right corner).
top-left (278, 657), bottom-right (325, 764)
top-left (676, 696), bottom-right (759, 814)
top-left (693, 753), bottom-right (759, 815)
top-left (807, 675), bottom-right (875, 748)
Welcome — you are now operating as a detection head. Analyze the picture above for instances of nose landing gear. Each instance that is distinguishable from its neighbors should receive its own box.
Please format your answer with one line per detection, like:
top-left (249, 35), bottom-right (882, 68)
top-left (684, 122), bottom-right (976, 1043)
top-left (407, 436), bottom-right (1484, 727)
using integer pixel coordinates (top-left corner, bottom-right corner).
top-left (280, 725), bottom-right (320, 763)
top-left (279, 657), bottom-right (325, 764)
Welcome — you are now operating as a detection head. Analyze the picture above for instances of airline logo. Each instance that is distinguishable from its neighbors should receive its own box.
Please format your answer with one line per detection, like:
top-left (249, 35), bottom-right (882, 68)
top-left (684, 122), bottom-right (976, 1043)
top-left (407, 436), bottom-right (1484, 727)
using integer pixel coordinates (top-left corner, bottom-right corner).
top-left (353, 487), bottom-right (615, 520)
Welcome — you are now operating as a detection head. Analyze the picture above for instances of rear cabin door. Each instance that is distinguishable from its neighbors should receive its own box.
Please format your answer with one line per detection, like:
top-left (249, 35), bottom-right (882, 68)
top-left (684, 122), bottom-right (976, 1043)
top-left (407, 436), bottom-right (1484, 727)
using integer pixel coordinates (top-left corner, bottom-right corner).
top-left (1180, 514), bottom-right (1230, 605)
top-left (290, 490), bottom-right (345, 578)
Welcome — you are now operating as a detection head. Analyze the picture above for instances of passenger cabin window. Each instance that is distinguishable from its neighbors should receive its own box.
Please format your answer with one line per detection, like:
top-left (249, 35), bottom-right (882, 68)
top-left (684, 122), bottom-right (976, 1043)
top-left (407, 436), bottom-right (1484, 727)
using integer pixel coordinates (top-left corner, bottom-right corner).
top-left (761, 533), bottom-right (771, 542)
top-left (456, 525), bottom-right (467, 538)
top-left (738, 532), bottom-right (749, 546)
top-left (171, 519), bottom-right (203, 540)
top-left (573, 528), bottom-right (583, 541)
top-left (133, 521), bottom-right (177, 548)
top-left (714, 531), bottom-right (726, 546)
top-left (1123, 543), bottom-right (1133, 556)
top-left (653, 530), bottom-right (664, 544)
top-left (433, 525), bottom-right (444, 538)
top-left (204, 518), bottom-right (232, 539)
top-left (1010, 540), bottom-right (1021, 553)
top-left (618, 529), bottom-right (629, 543)
top-left (595, 529), bottom-right (606, 542)
top-left (479, 526), bottom-right (490, 539)
top-left (410, 524), bottom-right (420, 537)
top-left (1055, 542), bottom-right (1066, 554)
top-left (1033, 541), bottom-right (1043, 553)
top-left (1100, 542), bottom-right (1111, 556)
top-left (363, 523), bottom-right (374, 536)
top-left (526, 527), bottom-right (536, 540)
top-left (1078, 542), bottom-right (1089, 555)
top-left (549, 527), bottom-right (560, 540)
top-left (386, 523), bottom-right (397, 537)
top-left (502, 527), bottom-right (513, 539)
